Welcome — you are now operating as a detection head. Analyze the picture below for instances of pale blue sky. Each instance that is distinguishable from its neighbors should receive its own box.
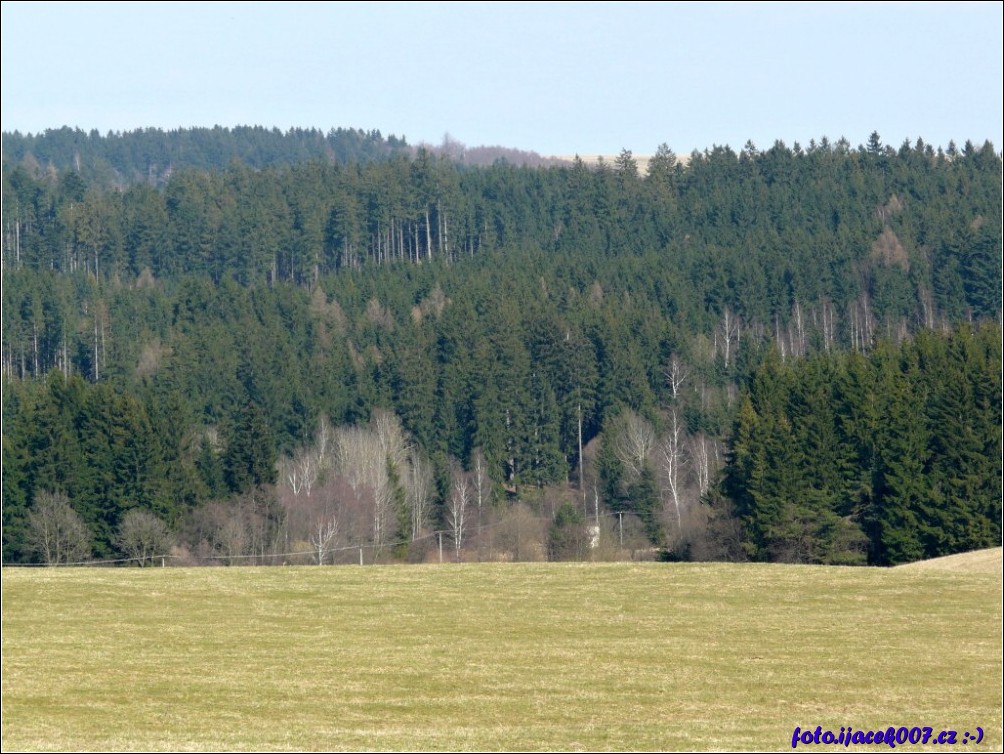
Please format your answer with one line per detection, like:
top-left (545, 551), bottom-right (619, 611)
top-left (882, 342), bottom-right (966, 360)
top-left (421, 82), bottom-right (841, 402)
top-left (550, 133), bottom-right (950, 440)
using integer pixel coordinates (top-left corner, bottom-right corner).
top-left (2, 1), bottom-right (1001, 156)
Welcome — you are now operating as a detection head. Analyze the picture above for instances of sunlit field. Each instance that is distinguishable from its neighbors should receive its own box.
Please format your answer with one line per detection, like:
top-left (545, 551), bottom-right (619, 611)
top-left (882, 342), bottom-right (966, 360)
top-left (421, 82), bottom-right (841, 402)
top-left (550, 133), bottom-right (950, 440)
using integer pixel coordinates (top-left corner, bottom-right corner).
top-left (3, 553), bottom-right (1000, 751)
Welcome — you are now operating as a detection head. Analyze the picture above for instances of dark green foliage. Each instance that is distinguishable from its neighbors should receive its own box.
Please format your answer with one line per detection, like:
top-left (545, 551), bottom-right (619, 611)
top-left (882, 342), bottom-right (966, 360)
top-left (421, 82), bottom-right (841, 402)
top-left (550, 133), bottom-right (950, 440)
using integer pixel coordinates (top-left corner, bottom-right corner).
top-left (596, 421), bottom-right (627, 513)
top-left (1, 132), bottom-right (1000, 564)
top-left (3, 136), bottom-right (999, 307)
top-left (223, 401), bottom-right (278, 495)
top-left (724, 326), bottom-right (1001, 565)
top-left (2, 372), bottom-right (168, 558)
top-left (196, 435), bottom-right (227, 501)
top-left (2, 126), bottom-right (410, 187)
top-left (629, 466), bottom-right (664, 546)
top-left (548, 502), bottom-right (590, 561)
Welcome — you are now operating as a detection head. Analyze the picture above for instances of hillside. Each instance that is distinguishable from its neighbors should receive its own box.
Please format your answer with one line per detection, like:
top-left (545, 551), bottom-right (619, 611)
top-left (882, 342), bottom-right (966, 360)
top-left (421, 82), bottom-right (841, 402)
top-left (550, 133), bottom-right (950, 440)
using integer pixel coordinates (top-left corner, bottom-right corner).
top-left (2, 130), bottom-right (1000, 568)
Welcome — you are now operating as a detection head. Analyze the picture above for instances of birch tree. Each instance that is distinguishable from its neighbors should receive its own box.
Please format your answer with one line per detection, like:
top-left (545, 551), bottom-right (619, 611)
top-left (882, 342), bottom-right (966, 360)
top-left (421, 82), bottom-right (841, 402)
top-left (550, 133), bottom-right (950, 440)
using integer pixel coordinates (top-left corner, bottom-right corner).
top-left (406, 448), bottom-right (433, 540)
top-left (282, 454), bottom-right (305, 497)
top-left (717, 306), bottom-right (741, 367)
top-left (664, 354), bottom-right (690, 402)
top-left (689, 433), bottom-right (718, 499)
top-left (658, 409), bottom-right (687, 532)
top-left (447, 469), bottom-right (470, 561)
top-left (612, 409), bottom-right (656, 479)
top-left (296, 448), bottom-right (318, 497)
top-left (335, 413), bottom-right (412, 553)
top-left (310, 515), bottom-right (339, 565)
top-left (373, 408), bottom-right (409, 475)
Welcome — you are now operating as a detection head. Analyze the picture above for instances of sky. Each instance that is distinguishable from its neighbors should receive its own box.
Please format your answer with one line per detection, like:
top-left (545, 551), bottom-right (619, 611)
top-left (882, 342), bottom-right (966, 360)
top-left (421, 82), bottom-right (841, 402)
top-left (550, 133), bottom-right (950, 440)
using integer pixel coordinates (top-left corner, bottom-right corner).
top-left (2, 1), bottom-right (1001, 157)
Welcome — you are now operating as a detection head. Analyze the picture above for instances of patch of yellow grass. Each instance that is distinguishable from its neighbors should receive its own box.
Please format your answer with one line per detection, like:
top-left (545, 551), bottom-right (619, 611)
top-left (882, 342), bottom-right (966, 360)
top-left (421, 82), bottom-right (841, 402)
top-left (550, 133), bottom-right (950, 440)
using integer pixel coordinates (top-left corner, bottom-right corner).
top-left (3, 562), bottom-right (1000, 751)
top-left (554, 154), bottom-right (655, 173)
top-left (552, 153), bottom-right (693, 173)
top-left (896, 547), bottom-right (1002, 574)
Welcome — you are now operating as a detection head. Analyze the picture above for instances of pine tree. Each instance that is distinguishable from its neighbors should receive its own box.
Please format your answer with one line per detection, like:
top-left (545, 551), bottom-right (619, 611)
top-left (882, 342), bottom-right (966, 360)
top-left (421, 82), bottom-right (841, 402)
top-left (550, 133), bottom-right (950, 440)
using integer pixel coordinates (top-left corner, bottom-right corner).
top-left (224, 401), bottom-right (278, 494)
top-left (867, 351), bottom-right (932, 564)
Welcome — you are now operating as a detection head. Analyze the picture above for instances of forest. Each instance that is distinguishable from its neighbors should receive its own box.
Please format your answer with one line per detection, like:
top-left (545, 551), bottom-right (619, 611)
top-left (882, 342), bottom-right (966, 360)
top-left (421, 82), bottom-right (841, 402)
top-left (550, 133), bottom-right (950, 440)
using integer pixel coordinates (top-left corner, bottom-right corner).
top-left (2, 127), bottom-right (1000, 567)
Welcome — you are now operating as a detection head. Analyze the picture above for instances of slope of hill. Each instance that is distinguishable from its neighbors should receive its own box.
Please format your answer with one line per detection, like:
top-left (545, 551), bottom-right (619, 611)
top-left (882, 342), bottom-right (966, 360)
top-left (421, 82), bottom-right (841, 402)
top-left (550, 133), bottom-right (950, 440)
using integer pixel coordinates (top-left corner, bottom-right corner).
top-left (896, 547), bottom-right (1002, 574)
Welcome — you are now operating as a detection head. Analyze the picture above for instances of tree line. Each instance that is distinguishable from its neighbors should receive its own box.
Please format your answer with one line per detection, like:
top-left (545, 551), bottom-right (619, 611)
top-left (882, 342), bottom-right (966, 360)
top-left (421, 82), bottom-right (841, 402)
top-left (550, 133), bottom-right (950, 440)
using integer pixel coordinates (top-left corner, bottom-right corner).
top-left (2, 126), bottom-right (410, 187)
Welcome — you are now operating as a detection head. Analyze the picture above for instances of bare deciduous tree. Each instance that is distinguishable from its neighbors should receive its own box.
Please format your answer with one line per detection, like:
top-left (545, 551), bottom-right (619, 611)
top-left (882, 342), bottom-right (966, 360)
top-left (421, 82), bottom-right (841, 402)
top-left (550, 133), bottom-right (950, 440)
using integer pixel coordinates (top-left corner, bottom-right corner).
top-left (789, 299), bottom-right (807, 358)
top-left (298, 448), bottom-right (318, 497)
top-left (612, 409), bottom-right (656, 479)
top-left (664, 354), bottom-right (690, 402)
top-left (282, 446), bottom-right (320, 499)
top-left (310, 515), bottom-right (339, 565)
top-left (371, 475), bottom-right (393, 553)
top-left (492, 503), bottom-right (547, 562)
top-left (336, 426), bottom-right (369, 505)
top-left (118, 509), bottom-right (172, 566)
top-left (336, 425), bottom-right (389, 548)
top-left (314, 414), bottom-right (334, 470)
top-left (849, 292), bottom-right (875, 352)
top-left (689, 433), bottom-right (718, 499)
top-left (203, 488), bottom-right (283, 565)
top-left (373, 409), bottom-right (409, 473)
top-left (299, 451), bottom-right (319, 497)
top-left (407, 448), bottom-right (433, 540)
top-left (218, 514), bottom-right (248, 565)
top-left (471, 447), bottom-right (491, 537)
top-left (283, 455), bottom-right (304, 497)
top-left (774, 312), bottom-right (788, 361)
top-left (27, 492), bottom-right (92, 565)
top-left (336, 412), bottom-right (413, 554)
top-left (819, 297), bottom-right (836, 352)
top-left (717, 306), bottom-right (741, 367)
top-left (658, 409), bottom-right (687, 533)
top-left (447, 470), bottom-right (470, 561)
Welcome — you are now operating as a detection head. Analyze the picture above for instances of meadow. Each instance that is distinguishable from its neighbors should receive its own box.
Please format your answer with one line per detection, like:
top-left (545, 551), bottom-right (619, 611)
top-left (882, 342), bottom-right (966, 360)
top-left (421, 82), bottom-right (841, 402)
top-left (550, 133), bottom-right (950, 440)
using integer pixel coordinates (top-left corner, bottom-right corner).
top-left (2, 552), bottom-right (1000, 751)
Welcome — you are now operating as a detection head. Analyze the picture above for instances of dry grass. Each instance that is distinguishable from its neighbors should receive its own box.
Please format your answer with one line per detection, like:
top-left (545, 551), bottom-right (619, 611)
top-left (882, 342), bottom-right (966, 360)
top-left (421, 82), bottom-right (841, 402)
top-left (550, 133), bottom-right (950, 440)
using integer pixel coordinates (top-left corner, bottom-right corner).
top-left (895, 546), bottom-right (1001, 575)
top-left (552, 153), bottom-right (693, 173)
top-left (3, 561), bottom-right (1000, 751)
top-left (555, 154), bottom-right (655, 173)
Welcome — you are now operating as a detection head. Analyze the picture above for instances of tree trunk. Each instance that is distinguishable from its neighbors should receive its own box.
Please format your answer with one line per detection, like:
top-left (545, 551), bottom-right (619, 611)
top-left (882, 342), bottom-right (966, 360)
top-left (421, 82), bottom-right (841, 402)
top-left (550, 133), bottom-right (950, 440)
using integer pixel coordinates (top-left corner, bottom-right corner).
top-left (425, 209), bottom-right (432, 261)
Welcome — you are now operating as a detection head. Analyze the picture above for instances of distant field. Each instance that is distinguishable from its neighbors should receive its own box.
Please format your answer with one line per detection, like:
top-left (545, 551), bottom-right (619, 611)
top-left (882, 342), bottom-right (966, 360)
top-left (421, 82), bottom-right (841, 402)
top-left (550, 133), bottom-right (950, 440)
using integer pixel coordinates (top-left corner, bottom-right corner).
top-left (555, 154), bottom-right (655, 172)
top-left (3, 561), bottom-right (1000, 751)
top-left (553, 153), bottom-right (693, 173)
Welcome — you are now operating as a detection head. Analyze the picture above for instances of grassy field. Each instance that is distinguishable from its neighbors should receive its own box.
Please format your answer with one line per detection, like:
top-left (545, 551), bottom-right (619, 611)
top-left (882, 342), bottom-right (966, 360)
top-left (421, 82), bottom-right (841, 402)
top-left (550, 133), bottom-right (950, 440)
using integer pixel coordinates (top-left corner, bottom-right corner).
top-left (3, 555), bottom-right (1001, 751)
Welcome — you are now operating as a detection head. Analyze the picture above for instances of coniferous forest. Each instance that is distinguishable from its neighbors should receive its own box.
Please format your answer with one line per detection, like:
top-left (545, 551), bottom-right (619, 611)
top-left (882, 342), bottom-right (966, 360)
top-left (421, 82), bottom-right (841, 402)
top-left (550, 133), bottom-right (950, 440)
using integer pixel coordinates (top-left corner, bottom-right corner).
top-left (2, 127), bottom-right (1000, 567)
